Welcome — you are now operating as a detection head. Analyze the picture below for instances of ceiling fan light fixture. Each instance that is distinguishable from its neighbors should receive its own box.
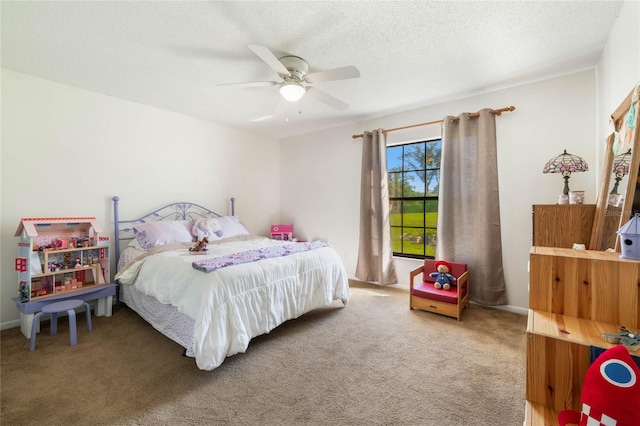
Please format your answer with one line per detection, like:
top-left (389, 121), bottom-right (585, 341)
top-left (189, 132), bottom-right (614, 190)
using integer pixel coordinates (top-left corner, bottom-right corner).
top-left (279, 81), bottom-right (306, 102)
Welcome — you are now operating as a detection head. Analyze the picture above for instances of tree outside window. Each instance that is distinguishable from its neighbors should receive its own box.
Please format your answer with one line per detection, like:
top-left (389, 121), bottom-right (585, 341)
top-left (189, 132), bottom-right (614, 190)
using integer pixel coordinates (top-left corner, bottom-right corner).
top-left (387, 139), bottom-right (441, 258)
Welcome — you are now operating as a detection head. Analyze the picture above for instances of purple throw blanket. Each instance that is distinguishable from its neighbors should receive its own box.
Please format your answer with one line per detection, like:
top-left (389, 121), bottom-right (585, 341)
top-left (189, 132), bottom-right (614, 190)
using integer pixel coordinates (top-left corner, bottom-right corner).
top-left (192, 241), bottom-right (329, 273)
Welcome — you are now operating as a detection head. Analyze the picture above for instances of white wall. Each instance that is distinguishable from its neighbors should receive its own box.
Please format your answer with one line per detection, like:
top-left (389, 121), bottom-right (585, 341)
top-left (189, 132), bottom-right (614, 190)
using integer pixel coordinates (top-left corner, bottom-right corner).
top-left (280, 70), bottom-right (597, 312)
top-left (1, 70), bottom-right (281, 327)
top-left (281, 0), bottom-right (639, 312)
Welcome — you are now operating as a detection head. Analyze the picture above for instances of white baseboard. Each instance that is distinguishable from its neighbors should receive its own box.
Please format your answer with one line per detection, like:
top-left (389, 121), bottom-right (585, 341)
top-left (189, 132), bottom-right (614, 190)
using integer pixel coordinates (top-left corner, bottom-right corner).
top-left (1, 295), bottom-right (527, 332)
top-left (487, 304), bottom-right (528, 316)
top-left (1, 319), bottom-right (22, 331)
top-left (349, 277), bottom-right (529, 316)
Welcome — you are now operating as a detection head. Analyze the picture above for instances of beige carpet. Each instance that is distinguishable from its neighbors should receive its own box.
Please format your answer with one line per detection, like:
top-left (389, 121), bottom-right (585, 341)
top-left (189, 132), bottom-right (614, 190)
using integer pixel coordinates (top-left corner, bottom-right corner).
top-left (1, 282), bottom-right (527, 425)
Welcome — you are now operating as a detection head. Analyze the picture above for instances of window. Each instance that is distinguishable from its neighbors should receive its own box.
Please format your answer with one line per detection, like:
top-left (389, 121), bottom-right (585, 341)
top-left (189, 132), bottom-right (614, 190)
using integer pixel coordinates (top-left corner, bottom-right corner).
top-left (387, 139), bottom-right (441, 258)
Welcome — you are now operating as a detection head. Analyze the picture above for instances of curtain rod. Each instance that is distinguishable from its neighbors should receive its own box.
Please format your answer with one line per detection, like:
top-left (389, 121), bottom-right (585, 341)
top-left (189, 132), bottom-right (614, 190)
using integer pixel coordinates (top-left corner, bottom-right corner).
top-left (351, 105), bottom-right (516, 139)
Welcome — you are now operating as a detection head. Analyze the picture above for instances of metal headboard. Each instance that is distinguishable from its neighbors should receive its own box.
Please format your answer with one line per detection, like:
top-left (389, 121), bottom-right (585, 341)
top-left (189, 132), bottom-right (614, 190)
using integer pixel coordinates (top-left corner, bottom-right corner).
top-left (112, 196), bottom-right (235, 265)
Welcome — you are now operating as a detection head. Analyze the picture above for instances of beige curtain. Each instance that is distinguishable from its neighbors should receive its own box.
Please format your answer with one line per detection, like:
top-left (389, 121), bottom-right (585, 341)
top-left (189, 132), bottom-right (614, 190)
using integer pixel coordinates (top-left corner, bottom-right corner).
top-left (436, 109), bottom-right (507, 305)
top-left (355, 129), bottom-right (398, 285)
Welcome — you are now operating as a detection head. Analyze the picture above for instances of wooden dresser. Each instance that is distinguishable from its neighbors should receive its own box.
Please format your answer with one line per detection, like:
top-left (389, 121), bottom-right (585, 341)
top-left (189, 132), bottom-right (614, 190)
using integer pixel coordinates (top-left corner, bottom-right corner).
top-left (524, 246), bottom-right (640, 425)
top-left (532, 204), bottom-right (596, 248)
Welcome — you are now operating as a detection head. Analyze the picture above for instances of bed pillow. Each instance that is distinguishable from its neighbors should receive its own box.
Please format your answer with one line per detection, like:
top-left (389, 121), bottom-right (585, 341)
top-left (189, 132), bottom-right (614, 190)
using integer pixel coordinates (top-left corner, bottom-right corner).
top-left (128, 238), bottom-right (144, 250)
top-left (216, 216), bottom-right (250, 238)
top-left (191, 217), bottom-right (224, 241)
top-left (133, 220), bottom-right (194, 250)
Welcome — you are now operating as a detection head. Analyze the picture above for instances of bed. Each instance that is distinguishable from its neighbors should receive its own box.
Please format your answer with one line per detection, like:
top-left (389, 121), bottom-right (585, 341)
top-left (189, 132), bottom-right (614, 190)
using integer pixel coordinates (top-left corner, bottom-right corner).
top-left (112, 196), bottom-right (349, 371)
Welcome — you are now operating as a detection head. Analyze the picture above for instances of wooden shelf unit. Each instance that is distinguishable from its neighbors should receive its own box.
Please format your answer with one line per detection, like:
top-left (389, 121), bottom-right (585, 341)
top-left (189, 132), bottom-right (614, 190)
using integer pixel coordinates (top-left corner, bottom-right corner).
top-left (529, 246), bottom-right (639, 328)
top-left (524, 400), bottom-right (560, 426)
top-left (524, 246), bottom-right (640, 425)
top-left (528, 310), bottom-right (622, 347)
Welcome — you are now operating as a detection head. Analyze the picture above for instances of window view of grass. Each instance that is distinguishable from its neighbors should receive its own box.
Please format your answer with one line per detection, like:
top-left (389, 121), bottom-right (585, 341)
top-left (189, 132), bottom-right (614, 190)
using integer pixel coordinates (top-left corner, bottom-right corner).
top-left (387, 139), bottom-right (441, 258)
top-left (390, 208), bottom-right (437, 257)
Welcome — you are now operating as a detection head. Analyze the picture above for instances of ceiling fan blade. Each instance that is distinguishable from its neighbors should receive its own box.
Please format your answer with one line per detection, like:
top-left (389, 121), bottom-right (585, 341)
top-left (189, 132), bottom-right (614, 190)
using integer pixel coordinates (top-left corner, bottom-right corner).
top-left (250, 96), bottom-right (289, 122)
top-left (272, 96), bottom-right (290, 116)
top-left (306, 87), bottom-right (349, 111)
top-left (306, 66), bottom-right (360, 83)
top-left (250, 115), bottom-right (273, 122)
top-left (217, 81), bottom-right (278, 88)
top-left (248, 45), bottom-right (291, 77)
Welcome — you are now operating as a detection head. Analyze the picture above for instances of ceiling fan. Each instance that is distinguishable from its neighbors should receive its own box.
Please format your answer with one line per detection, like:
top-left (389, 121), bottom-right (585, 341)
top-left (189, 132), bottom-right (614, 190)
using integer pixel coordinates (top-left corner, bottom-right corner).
top-left (218, 45), bottom-right (360, 111)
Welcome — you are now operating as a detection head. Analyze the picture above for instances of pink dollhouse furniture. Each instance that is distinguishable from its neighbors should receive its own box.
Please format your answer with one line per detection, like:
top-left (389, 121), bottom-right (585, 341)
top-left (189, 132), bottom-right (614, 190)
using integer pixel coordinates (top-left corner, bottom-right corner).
top-left (270, 224), bottom-right (293, 241)
top-left (29, 299), bottom-right (92, 350)
top-left (409, 259), bottom-right (470, 321)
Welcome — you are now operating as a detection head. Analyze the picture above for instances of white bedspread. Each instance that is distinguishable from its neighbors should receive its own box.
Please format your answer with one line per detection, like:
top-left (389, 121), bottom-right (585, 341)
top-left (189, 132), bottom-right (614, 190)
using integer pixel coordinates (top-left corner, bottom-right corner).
top-left (116, 236), bottom-right (349, 370)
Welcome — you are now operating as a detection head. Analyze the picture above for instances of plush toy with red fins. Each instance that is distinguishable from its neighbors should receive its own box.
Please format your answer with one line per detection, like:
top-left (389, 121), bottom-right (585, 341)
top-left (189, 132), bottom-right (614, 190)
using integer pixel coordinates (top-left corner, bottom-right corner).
top-left (558, 344), bottom-right (640, 426)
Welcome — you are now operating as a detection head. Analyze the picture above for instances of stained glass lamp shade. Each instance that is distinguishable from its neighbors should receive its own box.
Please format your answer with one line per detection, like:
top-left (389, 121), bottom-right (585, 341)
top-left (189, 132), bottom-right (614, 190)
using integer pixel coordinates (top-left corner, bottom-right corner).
top-left (542, 149), bottom-right (589, 195)
top-left (611, 149), bottom-right (632, 195)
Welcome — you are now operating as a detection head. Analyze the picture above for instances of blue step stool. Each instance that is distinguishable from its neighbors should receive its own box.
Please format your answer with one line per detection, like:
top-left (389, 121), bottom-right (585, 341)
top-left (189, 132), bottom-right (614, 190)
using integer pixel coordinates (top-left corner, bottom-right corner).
top-left (29, 299), bottom-right (92, 351)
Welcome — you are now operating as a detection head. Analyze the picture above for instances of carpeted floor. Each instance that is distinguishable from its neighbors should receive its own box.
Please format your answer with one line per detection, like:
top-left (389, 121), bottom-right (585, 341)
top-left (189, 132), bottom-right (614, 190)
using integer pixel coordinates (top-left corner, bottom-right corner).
top-left (1, 282), bottom-right (527, 425)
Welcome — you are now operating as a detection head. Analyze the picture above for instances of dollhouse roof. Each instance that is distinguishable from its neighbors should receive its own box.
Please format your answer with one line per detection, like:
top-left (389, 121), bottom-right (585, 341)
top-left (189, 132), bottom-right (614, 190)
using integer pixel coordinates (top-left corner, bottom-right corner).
top-left (15, 217), bottom-right (102, 237)
top-left (617, 213), bottom-right (640, 236)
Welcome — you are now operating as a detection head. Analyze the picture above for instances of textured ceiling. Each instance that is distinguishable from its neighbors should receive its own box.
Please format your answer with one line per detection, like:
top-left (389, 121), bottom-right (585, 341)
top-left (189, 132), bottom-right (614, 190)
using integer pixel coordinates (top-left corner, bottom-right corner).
top-left (1, 1), bottom-right (623, 140)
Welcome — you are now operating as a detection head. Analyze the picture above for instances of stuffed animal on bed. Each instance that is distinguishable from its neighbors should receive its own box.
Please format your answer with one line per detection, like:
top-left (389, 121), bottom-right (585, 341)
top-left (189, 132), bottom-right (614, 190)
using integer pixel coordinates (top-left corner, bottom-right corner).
top-left (192, 218), bottom-right (223, 241)
top-left (429, 260), bottom-right (456, 290)
top-left (189, 237), bottom-right (209, 252)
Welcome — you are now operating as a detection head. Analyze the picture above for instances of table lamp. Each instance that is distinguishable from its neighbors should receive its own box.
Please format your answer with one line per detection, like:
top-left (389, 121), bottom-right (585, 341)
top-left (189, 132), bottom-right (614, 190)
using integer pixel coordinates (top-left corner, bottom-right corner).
top-left (542, 149), bottom-right (589, 196)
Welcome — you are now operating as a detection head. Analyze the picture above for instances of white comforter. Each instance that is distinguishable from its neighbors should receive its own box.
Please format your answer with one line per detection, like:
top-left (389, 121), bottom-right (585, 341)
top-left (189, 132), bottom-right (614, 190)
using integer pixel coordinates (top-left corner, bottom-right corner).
top-left (116, 236), bottom-right (350, 370)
